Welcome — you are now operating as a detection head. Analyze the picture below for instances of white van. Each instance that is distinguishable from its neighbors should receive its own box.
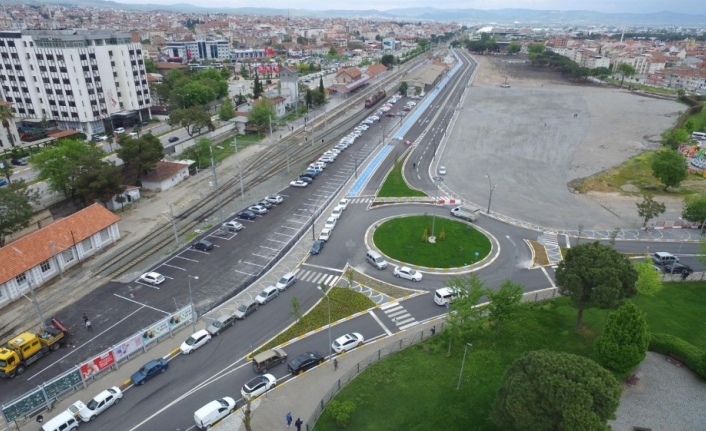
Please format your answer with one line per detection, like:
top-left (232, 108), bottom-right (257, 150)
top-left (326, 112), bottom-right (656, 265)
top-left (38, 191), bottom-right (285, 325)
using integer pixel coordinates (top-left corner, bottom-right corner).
top-left (194, 397), bottom-right (236, 429)
top-left (434, 287), bottom-right (461, 306)
top-left (691, 131), bottom-right (706, 140)
top-left (41, 411), bottom-right (80, 431)
top-left (366, 250), bottom-right (387, 270)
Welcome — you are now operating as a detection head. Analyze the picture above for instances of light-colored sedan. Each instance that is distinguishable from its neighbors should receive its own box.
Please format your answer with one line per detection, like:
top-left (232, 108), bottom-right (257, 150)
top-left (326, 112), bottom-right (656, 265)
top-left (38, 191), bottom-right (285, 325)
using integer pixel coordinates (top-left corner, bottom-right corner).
top-left (255, 286), bottom-right (279, 305)
top-left (140, 272), bottom-right (165, 285)
top-left (324, 217), bottom-right (337, 230)
top-left (78, 387), bottom-right (123, 422)
top-left (290, 180), bottom-right (308, 188)
top-left (180, 329), bottom-right (212, 354)
top-left (265, 194), bottom-right (283, 204)
top-left (248, 205), bottom-right (268, 215)
top-left (338, 199), bottom-right (349, 210)
top-left (331, 206), bottom-right (344, 220)
top-left (241, 374), bottom-right (277, 399)
top-left (438, 166), bottom-right (447, 175)
top-left (223, 220), bottom-right (244, 232)
top-left (332, 333), bottom-right (364, 354)
top-left (320, 228), bottom-right (332, 242)
top-left (393, 266), bottom-right (423, 282)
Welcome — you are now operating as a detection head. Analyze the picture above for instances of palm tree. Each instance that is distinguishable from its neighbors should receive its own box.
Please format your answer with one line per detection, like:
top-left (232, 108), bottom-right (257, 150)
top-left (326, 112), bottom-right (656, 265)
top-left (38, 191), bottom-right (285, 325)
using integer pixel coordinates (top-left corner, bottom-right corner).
top-left (0, 104), bottom-right (16, 148)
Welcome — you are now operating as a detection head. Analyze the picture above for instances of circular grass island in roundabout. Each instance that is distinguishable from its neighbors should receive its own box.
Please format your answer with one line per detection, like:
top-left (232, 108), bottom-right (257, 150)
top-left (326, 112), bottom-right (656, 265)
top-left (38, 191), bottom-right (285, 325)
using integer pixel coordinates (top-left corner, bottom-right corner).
top-left (372, 215), bottom-right (491, 268)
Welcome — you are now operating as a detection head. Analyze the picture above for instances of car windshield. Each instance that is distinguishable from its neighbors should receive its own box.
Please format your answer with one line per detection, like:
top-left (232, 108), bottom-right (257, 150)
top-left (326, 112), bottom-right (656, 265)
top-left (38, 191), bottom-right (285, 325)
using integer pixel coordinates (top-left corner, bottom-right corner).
top-left (333, 340), bottom-right (341, 347)
top-left (86, 399), bottom-right (99, 410)
top-left (238, 304), bottom-right (248, 312)
top-left (212, 321), bottom-right (222, 328)
top-left (185, 336), bottom-right (196, 346)
top-left (218, 399), bottom-right (229, 407)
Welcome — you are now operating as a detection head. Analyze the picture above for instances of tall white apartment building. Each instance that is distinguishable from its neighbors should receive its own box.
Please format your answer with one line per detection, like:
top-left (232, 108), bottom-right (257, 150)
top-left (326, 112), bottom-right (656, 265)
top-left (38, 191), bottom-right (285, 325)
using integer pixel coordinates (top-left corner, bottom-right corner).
top-left (165, 40), bottom-right (231, 61)
top-left (0, 30), bottom-right (151, 136)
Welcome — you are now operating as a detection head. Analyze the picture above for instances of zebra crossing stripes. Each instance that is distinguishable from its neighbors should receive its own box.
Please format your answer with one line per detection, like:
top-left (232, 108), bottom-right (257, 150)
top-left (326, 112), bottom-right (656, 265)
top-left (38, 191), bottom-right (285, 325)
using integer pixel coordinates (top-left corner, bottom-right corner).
top-left (542, 232), bottom-right (562, 267)
top-left (293, 269), bottom-right (339, 286)
top-left (345, 197), bottom-right (373, 204)
top-left (380, 302), bottom-right (418, 330)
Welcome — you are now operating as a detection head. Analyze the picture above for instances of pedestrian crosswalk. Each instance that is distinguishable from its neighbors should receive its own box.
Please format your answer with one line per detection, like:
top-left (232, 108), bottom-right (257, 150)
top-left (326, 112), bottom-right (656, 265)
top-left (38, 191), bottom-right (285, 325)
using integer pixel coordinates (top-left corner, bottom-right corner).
top-left (293, 268), bottom-right (340, 286)
top-left (541, 232), bottom-right (562, 267)
top-left (380, 301), bottom-right (418, 330)
top-left (345, 197), bottom-right (374, 204)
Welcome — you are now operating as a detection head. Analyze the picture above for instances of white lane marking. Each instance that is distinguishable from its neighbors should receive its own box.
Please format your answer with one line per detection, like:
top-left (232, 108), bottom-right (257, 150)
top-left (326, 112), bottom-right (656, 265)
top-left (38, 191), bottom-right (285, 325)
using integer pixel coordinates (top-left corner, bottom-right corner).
top-left (369, 310), bottom-right (393, 336)
top-left (540, 266), bottom-right (556, 288)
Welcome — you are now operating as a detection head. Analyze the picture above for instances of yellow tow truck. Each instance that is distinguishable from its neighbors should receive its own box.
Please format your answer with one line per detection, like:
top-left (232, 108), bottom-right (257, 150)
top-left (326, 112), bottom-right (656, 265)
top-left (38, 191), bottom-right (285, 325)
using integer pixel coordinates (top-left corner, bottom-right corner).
top-left (0, 317), bottom-right (68, 378)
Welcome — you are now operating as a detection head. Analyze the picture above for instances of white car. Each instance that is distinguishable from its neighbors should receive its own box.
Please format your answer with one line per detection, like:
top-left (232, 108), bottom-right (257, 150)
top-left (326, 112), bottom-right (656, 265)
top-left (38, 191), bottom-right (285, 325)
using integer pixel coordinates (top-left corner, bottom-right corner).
top-left (370, 115), bottom-right (380, 121)
top-left (255, 286), bottom-right (279, 305)
top-left (324, 217), bottom-right (337, 230)
top-left (114, 127), bottom-right (125, 134)
top-left (331, 206), bottom-right (343, 220)
top-left (194, 397), bottom-right (236, 430)
top-left (241, 374), bottom-right (277, 399)
top-left (248, 205), bottom-right (268, 215)
top-left (223, 220), bottom-right (244, 231)
top-left (332, 333), bottom-right (364, 353)
top-left (338, 199), bottom-right (349, 210)
top-left (438, 166), bottom-right (447, 175)
top-left (358, 124), bottom-right (369, 131)
top-left (78, 387), bottom-right (123, 421)
top-left (320, 156), bottom-right (335, 164)
top-left (320, 228), bottom-right (332, 242)
top-left (290, 180), bottom-right (308, 188)
top-left (265, 195), bottom-right (283, 204)
top-left (393, 266), bottom-right (423, 282)
top-left (140, 272), bottom-right (165, 285)
top-left (180, 329), bottom-right (212, 354)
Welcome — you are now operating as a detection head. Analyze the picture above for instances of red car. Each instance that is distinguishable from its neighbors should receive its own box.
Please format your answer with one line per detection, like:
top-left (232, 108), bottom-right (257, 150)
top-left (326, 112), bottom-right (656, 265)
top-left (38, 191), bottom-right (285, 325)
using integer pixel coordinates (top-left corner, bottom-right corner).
top-left (404, 140), bottom-right (413, 146)
top-left (385, 112), bottom-right (396, 117)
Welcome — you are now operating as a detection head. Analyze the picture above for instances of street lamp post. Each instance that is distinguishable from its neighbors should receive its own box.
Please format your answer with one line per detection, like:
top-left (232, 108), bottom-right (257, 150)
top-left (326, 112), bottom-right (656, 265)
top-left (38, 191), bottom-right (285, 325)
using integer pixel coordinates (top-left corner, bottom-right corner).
top-left (27, 277), bottom-right (47, 330)
top-left (232, 138), bottom-right (245, 201)
top-left (187, 275), bottom-right (198, 332)
top-left (431, 176), bottom-right (443, 239)
top-left (456, 342), bottom-right (473, 390)
top-left (485, 174), bottom-right (497, 214)
top-left (317, 285), bottom-right (332, 355)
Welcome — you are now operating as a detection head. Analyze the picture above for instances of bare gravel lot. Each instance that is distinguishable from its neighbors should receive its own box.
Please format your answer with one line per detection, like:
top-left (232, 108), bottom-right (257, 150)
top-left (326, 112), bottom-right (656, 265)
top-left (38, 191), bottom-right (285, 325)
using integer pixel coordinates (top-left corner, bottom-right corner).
top-left (441, 55), bottom-right (683, 229)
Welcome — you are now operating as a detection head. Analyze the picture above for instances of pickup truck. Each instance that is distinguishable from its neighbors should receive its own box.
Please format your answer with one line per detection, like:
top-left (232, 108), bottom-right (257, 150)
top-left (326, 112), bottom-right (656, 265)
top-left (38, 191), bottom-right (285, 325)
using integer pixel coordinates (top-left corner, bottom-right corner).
top-left (450, 206), bottom-right (479, 222)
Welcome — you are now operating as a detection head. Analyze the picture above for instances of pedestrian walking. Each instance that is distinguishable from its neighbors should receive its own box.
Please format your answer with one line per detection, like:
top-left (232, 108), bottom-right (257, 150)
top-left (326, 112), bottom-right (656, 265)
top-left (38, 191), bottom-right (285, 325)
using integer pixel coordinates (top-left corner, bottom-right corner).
top-left (413, 162), bottom-right (416, 169)
top-left (286, 412), bottom-right (292, 427)
top-left (85, 319), bottom-right (92, 332)
top-left (681, 271), bottom-right (689, 281)
top-left (295, 418), bottom-right (303, 431)
top-left (334, 358), bottom-right (338, 371)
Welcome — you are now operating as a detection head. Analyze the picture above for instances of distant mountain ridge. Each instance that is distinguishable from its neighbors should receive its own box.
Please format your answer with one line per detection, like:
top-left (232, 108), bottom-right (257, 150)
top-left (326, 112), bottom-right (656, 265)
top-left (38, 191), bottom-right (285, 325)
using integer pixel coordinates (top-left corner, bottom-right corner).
top-left (3, 0), bottom-right (705, 26)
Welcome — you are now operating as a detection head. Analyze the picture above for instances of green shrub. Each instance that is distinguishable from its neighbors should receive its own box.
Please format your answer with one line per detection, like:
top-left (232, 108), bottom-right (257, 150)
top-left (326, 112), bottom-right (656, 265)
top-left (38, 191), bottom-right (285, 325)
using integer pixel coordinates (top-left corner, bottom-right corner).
top-left (327, 400), bottom-right (356, 428)
top-left (649, 332), bottom-right (706, 378)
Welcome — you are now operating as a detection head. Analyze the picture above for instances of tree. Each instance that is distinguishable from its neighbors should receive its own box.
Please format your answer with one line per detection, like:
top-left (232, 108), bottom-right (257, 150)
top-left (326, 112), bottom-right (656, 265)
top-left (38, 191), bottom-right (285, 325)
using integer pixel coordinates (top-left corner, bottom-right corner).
top-left (319, 76), bottom-right (325, 94)
top-left (651, 149), bottom-right (688, 191)
top-left (636, 195), bottom-right (666, 228)
top-left (399, 81), bottom-right (408, 95)
top-left (594, 302), bottom-right (650, 374)
top-left (555, 242), bottom-right (638, 329)
top-left (616, 63), bottom-right (636, 88)
top-left (169, 106), bottom-right (214, 136)
top-left (380, 54), bottom-right (395, 68)
top-left (0, 181), bottom-right (36, 247)
top-left (179, 138), bottom-right (212, 169)
top-left (240, 64), bottom-right (249, 79)
top-left (417, 38), bottom-right (429, 50)
top-left (327, 46), bottom-right (337, 56)
top-left (117, 134), bottom-right (164, 181)
top-left (218, 98), bottom-right (235, 121)
top-left (681, 195), bottom-right (706, 224)
top-left (485, 280), bottom-right (524, 333)
top-left (0, 104), bottom-right (17, 148)
top-left (253, 73), bottom-right (263, 100)
top-left (31, 139), bottom-right (105, 199)
top-left (73, 161), bottom-right (125, 207)
top-left (633, 259), bottom-right (663, 300)
top-left (491, 350), bottom-right (621, 431)
top-left (144, 58), bottom-right (158, 73)
top-left (507, 41), bottom-right (521, 54)
top-left (248, 98), bottom-right (275, 132)
top-left (290, 296), bottom-right (302, 325)
top-left (305, 89), bottom-right (313, 107)
top-left (444, 274), bottom-right (485, 355)
top-left (660, 128), bottom-right (689, 150)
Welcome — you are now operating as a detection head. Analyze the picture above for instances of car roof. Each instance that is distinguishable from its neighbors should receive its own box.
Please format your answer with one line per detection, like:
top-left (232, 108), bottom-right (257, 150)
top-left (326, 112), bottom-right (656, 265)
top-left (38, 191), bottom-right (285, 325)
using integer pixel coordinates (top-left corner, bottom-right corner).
top-left (145, 272), bottom-right (161, 277)
top-left (191, 329), bottom-right (209, 337)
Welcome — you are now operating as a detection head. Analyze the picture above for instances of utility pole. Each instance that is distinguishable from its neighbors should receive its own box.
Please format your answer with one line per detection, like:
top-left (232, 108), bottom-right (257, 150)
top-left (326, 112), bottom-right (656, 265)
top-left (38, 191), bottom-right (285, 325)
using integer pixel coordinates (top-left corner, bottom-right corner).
top-left (27, 277), bottom-right (47, 330)
top-left (232, 138), bottom-right (245, 201)
top-left (167, 203), bottom-right (179, 246)
top-left (210, 147), bottom-right (224, 224)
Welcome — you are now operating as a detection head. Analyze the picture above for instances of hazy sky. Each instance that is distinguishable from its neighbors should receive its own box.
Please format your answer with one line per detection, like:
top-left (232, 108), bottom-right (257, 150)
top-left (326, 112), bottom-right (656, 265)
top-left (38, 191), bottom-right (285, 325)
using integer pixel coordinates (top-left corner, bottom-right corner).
top-left (116, 0), bottom-right (703, 14)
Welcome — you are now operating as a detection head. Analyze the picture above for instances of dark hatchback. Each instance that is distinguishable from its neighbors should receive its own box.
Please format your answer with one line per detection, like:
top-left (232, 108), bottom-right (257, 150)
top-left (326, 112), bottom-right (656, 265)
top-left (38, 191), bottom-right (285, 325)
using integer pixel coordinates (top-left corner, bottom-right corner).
top-left (664, 262), bottom-right (693, 275)
top-left (298, 176), bottom-right (314, 183)
top-left (310, 240), bottom-right (325, 255)
top-left (237, 210), bottom-right (257, 220)
top-left (191, 239), bottom-right (214, 251)
top-left (288, 351), bottom-right (324, 375)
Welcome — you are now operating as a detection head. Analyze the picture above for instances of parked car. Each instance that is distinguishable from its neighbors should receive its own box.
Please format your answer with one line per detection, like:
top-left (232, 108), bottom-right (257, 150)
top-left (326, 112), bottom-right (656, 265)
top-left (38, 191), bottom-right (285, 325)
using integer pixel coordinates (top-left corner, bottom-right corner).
top-left (255, 286), bottom-right (280, 305)
top-left (324, 217), bottom-right (337, 230)
top-left (114, 127), bottom-right (125, 134)
top-left (241, 374), bottom-right (277, 399)
top-left (393, 266), bottom-right (423, 281)
top-left (10, 158), bottom-right (28, 166)
top-left (298, 175), bottom-right (314, 183)
top-left (290, 179), bottom-right (308, 188)
top-left (140, 272), bottom-right (165, 285)
top-left (77, 387), bottom-right (123, 422)
top-left (332, 333), bottom-right (364, 354)
top-left (193, 397), bottom-right (236, 430)
top-left (288, 351), bottom-right (325, 375)
top-left (310, 240), bottom-right (325, 255)
top-left (320, 228), bottom-right (332, 242)
top-left (180, 329), bottom-right (212, 354)
top-left (237, 211), bottom-right (257, 220)
top-left (248, 205), bottom-right (268, 215)
top-left (331, 206), bottom-right (344, 220)
top-left (275, 272), bottom-right (297, 291)
top-left (385, 112), bottom-right (396, 117)
top-left (233, 300), bottom-right (259, 319)
top-left (338, 199), bottom-right (349, 210)
top-left (191, 239), bottom-right (214, 251)
top-left (266, 195), bottom-right (283, 204)
top-left (131, 358), bottom-right (169, 386)
top-left (257, 200), bottom-right (274, 209)
top-left (168, 136), bottom-right (179, 143)
top-left (206, 315), bottom-right (236, 336)
top-left (664, 262), bottom-right (693, 275)
top-left (223, 220), bottom-right (244, 232)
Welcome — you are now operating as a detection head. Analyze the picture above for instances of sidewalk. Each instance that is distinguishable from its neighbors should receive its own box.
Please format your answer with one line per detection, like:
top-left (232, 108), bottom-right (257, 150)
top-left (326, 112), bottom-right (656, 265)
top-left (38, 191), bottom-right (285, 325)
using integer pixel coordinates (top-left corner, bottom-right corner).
top-left (214, 318), bottom-right (444, 431)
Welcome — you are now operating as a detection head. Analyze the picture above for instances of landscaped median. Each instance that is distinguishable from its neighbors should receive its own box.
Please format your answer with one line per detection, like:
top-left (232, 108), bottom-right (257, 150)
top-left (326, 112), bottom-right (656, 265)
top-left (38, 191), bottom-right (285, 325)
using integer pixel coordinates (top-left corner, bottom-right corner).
top-left (376, 154), bottom-right (427, 198)
top-left (250, 287), bottom-right (375, 358)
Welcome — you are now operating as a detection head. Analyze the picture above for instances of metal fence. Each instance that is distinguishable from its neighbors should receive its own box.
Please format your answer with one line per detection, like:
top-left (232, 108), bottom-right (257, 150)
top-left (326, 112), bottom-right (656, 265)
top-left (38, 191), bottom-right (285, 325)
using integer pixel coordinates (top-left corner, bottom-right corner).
top-left (1, 305), bottom-right (193, 428)
top-left (305, 323), bottom-right (445, 431)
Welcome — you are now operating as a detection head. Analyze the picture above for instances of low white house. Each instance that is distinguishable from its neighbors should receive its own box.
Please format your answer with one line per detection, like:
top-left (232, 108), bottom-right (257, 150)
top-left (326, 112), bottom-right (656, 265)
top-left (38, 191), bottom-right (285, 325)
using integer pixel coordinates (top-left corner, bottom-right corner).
top-left (106, 186), bottom-right (141, 211)
top-left (140, 161), bottom-right (190, 191)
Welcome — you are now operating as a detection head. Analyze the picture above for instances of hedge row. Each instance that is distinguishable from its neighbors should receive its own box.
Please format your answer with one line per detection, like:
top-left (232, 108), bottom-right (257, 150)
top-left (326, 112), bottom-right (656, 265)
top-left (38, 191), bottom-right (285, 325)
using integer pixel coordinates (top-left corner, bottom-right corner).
top-left (649, 332), bottom-right (706, 378)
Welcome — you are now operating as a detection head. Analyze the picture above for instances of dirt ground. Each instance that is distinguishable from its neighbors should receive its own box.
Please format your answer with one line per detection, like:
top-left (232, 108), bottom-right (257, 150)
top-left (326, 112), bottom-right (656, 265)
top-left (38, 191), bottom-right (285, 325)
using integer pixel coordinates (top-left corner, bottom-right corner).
top-left (441, 54), bottom-right (683, 229)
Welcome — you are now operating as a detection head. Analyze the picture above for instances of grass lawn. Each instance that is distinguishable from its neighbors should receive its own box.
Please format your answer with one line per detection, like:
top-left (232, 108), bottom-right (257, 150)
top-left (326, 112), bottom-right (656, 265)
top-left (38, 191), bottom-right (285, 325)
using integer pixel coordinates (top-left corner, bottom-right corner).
top-left (377, 158), bottom-right (427, 198)
top-left (373, 216), bottom-right (491, 267)
top-left (604, 78), bottom-right (678, 96)
top-left (576, 150), bottom-right (706, 196)
top-left (315, 282), bottom-right (706, 431)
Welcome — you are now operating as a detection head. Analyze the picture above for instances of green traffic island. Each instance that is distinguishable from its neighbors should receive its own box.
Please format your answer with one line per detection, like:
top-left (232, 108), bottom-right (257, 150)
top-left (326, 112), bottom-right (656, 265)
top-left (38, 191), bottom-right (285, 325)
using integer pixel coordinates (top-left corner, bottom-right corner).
top-left (375, 154), bottom-right (428, 200)
top-left (315, 281), bottom-right (706, 431)
top-left (373, 215), bottom-right (491, 268)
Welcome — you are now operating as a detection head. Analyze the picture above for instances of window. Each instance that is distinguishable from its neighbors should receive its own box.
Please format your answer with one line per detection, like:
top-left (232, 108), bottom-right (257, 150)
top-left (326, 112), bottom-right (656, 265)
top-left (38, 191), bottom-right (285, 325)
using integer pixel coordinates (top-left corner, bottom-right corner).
top-left (62, 249), bottom-right (75, 264)
top-left (100, 228), bottom-right (110, 242)
top-left (15, 273), bottom-right (27, 284)
top-left (40, 260), bottom-right (51, 272)
top-left (81, 237), bottom-right (93, 252)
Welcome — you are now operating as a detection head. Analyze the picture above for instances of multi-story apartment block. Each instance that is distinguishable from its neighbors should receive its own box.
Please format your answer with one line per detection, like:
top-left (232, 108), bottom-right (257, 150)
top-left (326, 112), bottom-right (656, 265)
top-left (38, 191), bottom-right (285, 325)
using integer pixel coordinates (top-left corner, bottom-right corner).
top-left (0, 30), bottom-right (151, 136)
top-left (165, 39), bottom-right (230, 61)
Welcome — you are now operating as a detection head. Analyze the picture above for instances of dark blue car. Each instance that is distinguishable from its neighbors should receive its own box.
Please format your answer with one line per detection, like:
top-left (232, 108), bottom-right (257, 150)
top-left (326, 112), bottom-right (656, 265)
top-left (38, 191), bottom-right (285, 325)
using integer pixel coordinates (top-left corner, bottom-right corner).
top-left (131, 358), bottom-right (169, 386)
top-left (237, 210), bottom-right (257, 220)
top-left (310, 240), bottom-right (325, 255)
